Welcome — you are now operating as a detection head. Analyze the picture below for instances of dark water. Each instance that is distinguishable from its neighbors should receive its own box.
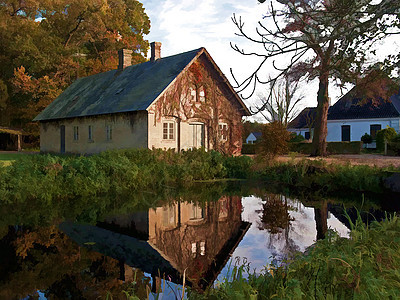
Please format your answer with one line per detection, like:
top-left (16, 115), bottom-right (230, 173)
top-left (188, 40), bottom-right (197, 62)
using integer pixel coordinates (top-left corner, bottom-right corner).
top-left (0, 182), bottom-right (398, 299)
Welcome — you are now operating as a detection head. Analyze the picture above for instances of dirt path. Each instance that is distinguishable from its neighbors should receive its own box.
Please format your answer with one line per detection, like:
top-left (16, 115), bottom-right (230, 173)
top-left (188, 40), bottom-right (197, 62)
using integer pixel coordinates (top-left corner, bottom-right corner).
top-left (277, 154), bottom-right (400, 168)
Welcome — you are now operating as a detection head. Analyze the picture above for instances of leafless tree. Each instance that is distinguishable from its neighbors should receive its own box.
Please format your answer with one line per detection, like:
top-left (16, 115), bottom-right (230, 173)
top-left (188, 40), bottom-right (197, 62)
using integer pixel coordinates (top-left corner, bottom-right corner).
top-left (256, 74), bottom-right (304, 126)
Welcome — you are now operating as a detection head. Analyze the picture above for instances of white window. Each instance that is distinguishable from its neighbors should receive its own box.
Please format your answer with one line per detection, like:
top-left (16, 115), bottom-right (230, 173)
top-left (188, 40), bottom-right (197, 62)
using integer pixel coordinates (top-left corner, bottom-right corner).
top-left (199, 87), bottom-right (205, 102)
top-left (88, 125), bottom-right (93, 141)
top-left (106, 125), bottom-right (112, 141)
top-left (163, 122), bottom-right (174, 140)
top-left (190, 87), bottom-right (196, 102)
top-left (218, 123), bottom-right (228, 141)
top-left (73, 126), bottom-right (79, 141)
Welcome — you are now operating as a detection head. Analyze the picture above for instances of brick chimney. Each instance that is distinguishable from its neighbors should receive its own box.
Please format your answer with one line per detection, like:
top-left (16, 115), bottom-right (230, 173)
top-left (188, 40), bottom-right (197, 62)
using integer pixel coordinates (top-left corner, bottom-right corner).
top-left (150, 42), bottom-right (161, 61)
top-left (118, 49), bottom-right (132, 70)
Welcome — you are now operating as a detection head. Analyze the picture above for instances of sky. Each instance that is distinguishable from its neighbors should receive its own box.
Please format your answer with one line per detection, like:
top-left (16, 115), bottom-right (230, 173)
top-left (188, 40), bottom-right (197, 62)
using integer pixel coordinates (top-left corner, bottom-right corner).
top-left (140, 0), bottom-right (399, 122)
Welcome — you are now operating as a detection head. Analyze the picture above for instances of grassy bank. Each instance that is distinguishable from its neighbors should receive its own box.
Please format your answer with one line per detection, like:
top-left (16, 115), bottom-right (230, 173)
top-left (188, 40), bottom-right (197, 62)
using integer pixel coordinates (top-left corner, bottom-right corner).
top-left (1, 150), bottom-right (398, 206)
top-left (0, 148), bottom-right (252, 205)
top-left (257, 158), bottom-right (399, 195)
top-left (189, 215), bottom-right (400, 299)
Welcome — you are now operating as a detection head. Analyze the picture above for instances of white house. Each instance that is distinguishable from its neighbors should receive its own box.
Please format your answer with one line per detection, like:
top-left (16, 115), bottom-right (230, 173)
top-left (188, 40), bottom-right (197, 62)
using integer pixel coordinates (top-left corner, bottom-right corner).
top-left (288, 87), bottom-right (400, 144)
top-left (245, 132), bottom-right (262, 144)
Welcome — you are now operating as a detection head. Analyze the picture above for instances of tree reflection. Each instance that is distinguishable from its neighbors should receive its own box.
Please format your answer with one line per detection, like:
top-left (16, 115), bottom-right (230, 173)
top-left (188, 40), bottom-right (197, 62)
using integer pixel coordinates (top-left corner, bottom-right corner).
top-left (258, 193), bottom-right (299, 256)
top-left (314, 200), bottom-right (328, 240)
top-left (258, 194), bottom-right (294, 234)
top-left (0, 226), bottom-right (151, 299)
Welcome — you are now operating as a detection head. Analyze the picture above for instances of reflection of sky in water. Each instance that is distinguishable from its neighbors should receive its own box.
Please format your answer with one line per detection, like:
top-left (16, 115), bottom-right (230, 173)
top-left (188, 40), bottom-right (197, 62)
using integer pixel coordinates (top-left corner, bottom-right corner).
top-left (218, 195), bottom-right (349, 281)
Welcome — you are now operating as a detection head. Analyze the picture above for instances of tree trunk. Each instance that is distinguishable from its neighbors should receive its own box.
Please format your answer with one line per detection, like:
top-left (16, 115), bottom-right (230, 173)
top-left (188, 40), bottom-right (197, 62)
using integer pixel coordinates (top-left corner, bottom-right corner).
top-left (311, 74), bottom-right (330, 156)
top-left (314, 201), bottom-right (328, 240)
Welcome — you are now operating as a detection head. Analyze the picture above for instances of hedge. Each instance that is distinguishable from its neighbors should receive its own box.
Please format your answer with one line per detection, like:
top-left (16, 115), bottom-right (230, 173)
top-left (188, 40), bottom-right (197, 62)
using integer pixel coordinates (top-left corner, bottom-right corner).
top-left (387, 141), bottom-right (400, 156)
top-left (241, 143), bottom-right (256, 155)
top-left (289, 141), bottom-right (362, 154)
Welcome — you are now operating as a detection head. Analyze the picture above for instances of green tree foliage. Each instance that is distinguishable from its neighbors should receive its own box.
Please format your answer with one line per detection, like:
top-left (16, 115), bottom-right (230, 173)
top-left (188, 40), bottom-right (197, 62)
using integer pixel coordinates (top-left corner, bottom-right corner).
top-left (376, 127), bottom-right (397, 151)
top-left (231, 0), bottom-right (400, 156)
top-left (0, 0), bottom-right (150, 133)
top-left (289, 132), bottom-right (305, 143)
top-left (361, 133), bottom-right (373, 144)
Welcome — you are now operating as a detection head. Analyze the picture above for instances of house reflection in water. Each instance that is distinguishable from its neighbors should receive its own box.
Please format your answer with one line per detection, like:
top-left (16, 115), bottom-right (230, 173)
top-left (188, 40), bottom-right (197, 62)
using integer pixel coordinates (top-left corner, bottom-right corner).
top-left (61, 196), bottom-right (250, 291)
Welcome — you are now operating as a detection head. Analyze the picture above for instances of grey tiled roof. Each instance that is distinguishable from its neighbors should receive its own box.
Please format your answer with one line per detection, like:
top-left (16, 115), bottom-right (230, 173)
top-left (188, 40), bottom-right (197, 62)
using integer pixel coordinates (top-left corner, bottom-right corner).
top-left (34, 48), bottom-right (202, 121)
top-left (287, 107), bottom-right (316, 129)
top-left (288, 88), bottom-right (400, 129)
top-left (251, 132), bottom-right (262, 139)
top-left (328, 87), bottom-right (400, 120)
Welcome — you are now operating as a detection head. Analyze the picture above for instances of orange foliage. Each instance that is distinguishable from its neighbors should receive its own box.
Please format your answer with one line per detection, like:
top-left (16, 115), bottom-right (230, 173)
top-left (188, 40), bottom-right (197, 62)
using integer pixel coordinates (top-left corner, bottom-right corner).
top-left (12, 66), bottom-right (63, 134)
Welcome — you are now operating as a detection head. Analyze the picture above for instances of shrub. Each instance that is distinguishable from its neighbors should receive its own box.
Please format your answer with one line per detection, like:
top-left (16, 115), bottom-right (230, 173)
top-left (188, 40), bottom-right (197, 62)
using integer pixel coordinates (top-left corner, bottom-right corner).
top-left (327, 141), bottom-right (362, 154)
top-left (376, 127), bottom-right (397, 151)
top-left (289, 132), bottom-right (305, 142)
top-left (387, 141), bottom-right (400, 156)
top-left (361, 133), bottom-right (373, 144)
top-left (257, 122), bottom-right (291, 160)
top-left (289, 141), bottom-right (362, 154)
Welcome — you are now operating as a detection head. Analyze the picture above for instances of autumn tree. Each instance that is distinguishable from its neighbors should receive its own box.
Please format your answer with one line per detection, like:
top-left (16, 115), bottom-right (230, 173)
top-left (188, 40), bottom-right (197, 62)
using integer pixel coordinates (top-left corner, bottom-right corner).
top-left (231, 0), bottom-right (400, 156)
top-left (0, 0), bottom-right (150, 134)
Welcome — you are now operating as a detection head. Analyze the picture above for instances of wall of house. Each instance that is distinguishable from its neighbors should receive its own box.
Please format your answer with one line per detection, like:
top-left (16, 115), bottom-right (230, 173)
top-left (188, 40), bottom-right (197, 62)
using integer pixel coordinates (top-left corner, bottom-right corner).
top-left (40, 112), bottom-right (148, 154)
top-left (326, 118), bottom-right (400, 142)
top-left (148, 196), bottom-right (243, 288)
top-left (245, 133), bottom-right (256, 144)
top-left (288, 128), bottom-right (313, 139)
top-left (147, 113), bottom-right (211, 151)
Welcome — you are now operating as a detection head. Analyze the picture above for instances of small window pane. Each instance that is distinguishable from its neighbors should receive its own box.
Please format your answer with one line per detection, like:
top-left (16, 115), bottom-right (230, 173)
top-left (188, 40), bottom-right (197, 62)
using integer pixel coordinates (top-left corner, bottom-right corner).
top-left (88, 125), bottom-right (93, 140)
top-left (169, 123), bottom-right (174, 140)
top-left (73, 126), bottom-right (79, 141)
top-left (106, 125), bottom-right (112, 140)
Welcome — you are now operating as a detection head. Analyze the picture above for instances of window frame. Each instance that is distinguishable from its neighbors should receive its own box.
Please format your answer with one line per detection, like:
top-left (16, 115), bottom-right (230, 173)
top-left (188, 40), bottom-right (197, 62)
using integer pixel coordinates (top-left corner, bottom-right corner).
top-left (106, 125), bottom-right (112, 141)
top-left (73, 126), bottom-right (79, 141)
top-left (218, 123), bottom-right (228, 141)
top-left (370, 124), bottom-right (382, 140)
top-left (88, 125), bottom-right (93, 141)
top-left (163, 121), bottom-right (175, 140)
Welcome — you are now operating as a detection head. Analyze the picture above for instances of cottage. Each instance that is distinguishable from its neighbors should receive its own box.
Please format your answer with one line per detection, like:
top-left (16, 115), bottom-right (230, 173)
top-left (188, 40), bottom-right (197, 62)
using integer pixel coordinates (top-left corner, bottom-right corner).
top-left (34, 43), bottom-right (250, 155)
top-left (288, 88), bottom-right (400, 143)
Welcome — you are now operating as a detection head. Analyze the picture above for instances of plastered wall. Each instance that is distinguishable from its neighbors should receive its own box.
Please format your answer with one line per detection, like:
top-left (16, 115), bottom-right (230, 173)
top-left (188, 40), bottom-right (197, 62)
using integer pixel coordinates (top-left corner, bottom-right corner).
top-left (40, 112), bottom-right (148, 154)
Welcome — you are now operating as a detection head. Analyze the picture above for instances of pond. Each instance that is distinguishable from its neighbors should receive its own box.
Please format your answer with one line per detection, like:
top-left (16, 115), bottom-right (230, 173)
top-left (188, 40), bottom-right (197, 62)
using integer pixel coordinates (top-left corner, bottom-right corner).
top-left (0, 182), bottom-right (398, 299)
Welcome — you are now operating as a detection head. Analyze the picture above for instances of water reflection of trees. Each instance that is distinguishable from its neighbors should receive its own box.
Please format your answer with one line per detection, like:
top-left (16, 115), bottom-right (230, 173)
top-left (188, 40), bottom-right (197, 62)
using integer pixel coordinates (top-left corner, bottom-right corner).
top-left (257, 193), bottom-right (300, 256)
top-left (0, 226), bottom-right (151, 299)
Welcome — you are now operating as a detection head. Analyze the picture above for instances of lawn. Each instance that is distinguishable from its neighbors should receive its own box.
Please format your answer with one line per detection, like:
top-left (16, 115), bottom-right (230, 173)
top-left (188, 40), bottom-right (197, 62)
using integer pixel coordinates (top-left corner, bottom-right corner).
top-left (0, 152), bottom-right (33, 166)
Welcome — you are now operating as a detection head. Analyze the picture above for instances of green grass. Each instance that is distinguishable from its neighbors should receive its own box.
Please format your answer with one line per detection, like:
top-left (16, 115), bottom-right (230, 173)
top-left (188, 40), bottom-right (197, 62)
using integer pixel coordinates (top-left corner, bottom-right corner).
top-left (0, 153), bottom-right (33, 167)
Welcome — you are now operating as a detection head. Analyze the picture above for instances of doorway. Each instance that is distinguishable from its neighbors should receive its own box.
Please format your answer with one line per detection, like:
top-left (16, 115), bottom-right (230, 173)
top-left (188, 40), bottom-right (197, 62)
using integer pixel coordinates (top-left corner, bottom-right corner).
top-left (341, 125), bottom-right (350, 142)
top-left (191, 124), bottom-right (204, 149)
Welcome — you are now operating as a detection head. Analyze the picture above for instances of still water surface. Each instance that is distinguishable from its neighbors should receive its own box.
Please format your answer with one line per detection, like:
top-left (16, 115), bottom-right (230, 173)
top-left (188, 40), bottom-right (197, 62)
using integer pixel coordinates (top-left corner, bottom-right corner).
top-left (0, 183), bottom-right (397, 299)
